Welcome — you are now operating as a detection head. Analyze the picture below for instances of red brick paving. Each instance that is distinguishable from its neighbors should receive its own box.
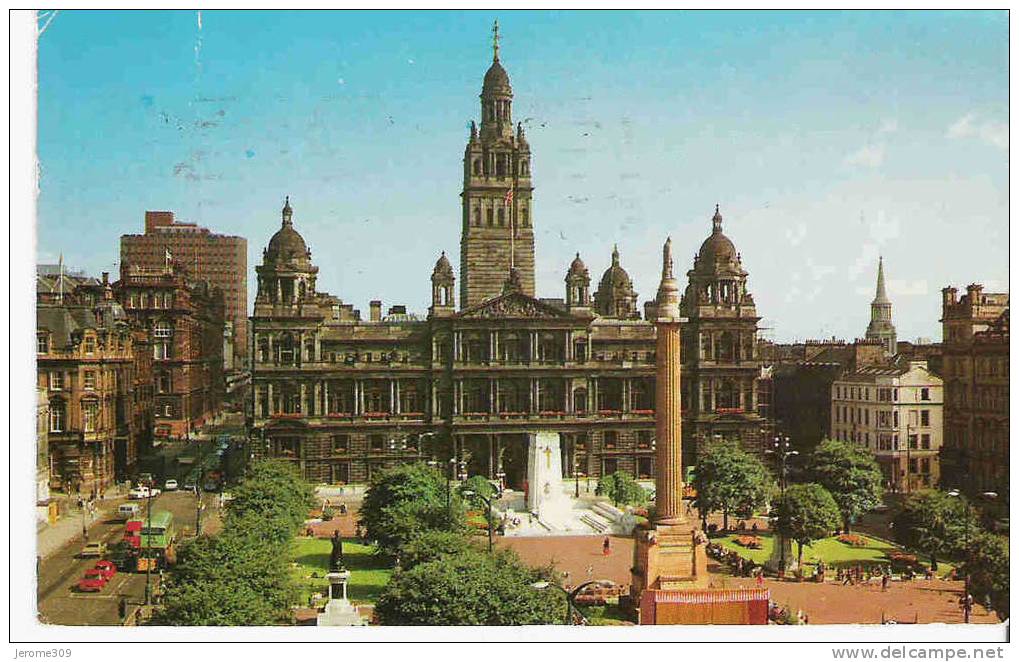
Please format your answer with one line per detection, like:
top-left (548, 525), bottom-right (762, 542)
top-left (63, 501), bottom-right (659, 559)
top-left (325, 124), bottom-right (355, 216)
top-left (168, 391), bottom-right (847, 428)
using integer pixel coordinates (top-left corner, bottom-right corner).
top-left (497, 534), bottom-right (1000, 625)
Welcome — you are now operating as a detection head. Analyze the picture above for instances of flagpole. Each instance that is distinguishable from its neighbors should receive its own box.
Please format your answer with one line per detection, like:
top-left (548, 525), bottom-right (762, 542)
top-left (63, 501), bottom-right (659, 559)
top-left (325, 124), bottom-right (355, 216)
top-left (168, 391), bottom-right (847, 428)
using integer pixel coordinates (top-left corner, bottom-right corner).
top-left (58, 253), bottom-right (64, 304)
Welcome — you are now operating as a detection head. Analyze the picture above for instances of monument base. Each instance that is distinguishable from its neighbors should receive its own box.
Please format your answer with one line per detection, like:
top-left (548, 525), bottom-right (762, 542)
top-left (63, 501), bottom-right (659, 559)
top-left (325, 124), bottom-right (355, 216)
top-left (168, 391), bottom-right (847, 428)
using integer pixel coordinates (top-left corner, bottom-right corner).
top-left (629, 523), bottom-right (769, 624)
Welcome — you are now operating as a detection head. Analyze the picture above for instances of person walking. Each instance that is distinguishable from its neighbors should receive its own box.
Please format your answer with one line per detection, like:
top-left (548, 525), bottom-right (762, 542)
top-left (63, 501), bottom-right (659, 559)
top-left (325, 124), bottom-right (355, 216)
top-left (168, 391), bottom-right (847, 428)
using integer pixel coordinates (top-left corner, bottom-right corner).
top-left (881, 573), bottom-right (890, 592)
top-left (602, 536), bottom-right (611, 556)
top-left (756, 569), bottom-right (765, 588)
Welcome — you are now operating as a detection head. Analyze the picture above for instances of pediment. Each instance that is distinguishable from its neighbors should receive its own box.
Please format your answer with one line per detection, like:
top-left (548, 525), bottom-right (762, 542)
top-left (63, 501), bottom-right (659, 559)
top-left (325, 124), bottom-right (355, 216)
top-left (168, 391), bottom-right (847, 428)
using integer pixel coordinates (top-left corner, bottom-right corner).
top-left (458, 292), bottom-right (570, 320)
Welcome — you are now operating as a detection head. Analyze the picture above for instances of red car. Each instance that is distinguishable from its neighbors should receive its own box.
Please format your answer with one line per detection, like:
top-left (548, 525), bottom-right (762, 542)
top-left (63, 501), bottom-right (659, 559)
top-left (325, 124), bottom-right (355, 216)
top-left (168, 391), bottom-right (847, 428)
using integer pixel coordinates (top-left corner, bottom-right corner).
top-left (93, 560), bottom-right (117, 581)
top-left (77, 568), bottom-right (108, 592)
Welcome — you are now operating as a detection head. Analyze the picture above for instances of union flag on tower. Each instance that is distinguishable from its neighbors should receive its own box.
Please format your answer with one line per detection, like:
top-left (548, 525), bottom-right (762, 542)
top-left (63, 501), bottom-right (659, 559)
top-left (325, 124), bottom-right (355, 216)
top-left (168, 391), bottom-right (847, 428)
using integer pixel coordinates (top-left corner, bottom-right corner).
top-left (503, 187), bottom-right (514, 206)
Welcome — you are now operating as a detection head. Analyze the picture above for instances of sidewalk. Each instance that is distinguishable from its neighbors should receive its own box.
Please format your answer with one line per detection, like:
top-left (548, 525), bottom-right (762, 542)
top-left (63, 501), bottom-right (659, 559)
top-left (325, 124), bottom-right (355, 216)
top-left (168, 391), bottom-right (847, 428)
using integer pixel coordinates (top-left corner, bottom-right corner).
top-left (36, 490), bottom-right (128, 560)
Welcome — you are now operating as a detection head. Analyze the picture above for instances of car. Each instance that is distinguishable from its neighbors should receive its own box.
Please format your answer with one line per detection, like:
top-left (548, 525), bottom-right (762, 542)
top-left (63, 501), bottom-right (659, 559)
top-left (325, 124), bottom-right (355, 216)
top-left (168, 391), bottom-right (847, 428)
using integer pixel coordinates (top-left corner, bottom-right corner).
top-left (77, 568), bottom-right (108, 592)
top-left (165, 479), bottom-right (179, 491)
top-left (183, 480), bottom-right (197, 492)
top-left (118, 503), bottom-right (140, 519)
top-left (80, 541), bottom-right (107, 558)
top-left (128, 487), bottom-right (149, 500)
top-left (93, 560), bottom-right (117, 581)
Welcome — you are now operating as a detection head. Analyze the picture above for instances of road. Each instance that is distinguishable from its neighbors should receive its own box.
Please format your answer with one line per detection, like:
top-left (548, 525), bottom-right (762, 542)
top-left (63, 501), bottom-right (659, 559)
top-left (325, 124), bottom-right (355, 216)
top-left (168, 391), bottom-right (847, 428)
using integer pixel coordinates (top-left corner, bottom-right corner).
top-left (37, 490), bottom-right (221, 625)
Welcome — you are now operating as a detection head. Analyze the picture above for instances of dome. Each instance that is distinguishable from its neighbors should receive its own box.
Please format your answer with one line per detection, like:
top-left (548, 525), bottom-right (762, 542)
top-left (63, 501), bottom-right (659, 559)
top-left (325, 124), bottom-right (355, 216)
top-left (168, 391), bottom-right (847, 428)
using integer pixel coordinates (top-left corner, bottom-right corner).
top-left (432, 251), bottom-right (454, 279)
top-left (265, 224), bottom-right (308, 263)
top-left (264, 196), bottom-right (309, 263)
top-left (597, 245), bottom-right (633, 291)
top-left (567, 252), bottom-right (588, 278)
top-left (697, 206), bottom-right (738, 265)
top-left (483, 60), bottom-right (512, 95)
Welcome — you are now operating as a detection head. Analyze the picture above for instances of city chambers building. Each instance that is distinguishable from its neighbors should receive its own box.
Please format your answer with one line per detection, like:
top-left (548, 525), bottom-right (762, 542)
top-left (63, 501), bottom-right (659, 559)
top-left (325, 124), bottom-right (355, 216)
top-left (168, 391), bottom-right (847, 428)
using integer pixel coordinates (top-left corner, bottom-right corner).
top-left (248, 33), bottom-right (766, 486)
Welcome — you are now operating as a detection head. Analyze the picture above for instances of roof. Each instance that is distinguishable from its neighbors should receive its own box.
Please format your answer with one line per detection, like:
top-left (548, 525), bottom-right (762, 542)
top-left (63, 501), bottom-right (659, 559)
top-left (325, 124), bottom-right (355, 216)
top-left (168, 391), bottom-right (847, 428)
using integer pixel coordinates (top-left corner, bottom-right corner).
top-left (482, 60), bottom-right (512, 94)
top-left (36, 305), bottom-right (95, 348)
top-left (696, 206), bottom-right (738, 267)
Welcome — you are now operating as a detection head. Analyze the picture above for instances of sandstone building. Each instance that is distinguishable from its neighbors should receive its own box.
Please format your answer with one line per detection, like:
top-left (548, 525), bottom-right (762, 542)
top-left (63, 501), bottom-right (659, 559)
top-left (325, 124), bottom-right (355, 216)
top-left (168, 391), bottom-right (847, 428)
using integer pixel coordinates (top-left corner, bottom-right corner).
top-left (940, 284), bottom-right (1009, 497)
top-left (248, 30), bottom-right (765, 484)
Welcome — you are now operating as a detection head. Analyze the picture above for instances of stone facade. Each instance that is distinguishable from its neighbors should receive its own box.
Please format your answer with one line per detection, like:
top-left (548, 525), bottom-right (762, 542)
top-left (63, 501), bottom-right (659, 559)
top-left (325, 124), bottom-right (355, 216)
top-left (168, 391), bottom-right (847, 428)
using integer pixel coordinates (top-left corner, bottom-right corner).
top-left (115, 261), bottom-right (225, 440)
top-left (940, 284), bottom-right (1009, 497)
top-left (831, 361), bottom-right (943, 492)
top-left (248, 34), bottom-right (766, 485)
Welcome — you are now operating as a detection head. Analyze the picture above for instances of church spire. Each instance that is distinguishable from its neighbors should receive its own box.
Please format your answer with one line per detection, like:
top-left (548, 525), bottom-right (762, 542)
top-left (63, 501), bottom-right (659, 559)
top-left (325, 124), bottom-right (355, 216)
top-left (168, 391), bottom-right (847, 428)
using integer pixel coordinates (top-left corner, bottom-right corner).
top-left (873, 255), bottom-right (890, 304)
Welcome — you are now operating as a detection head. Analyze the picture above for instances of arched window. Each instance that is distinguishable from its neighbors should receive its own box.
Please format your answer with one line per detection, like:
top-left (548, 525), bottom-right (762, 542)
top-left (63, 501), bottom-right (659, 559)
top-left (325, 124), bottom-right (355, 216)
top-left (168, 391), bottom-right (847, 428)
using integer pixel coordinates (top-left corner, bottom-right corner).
top-left (521, 160), bottom-right (529, 175)
top-left (716, 332), bottom-right (734, 362)
top-left (486, 208), bottom-right (494, 226)
top-left (498, 208), bottom-right (505, 226)
top-left (82, 399), bottom-right (100, 432)
top-left (496, 155), bottom-right (506, 177)
top-left (573, 388), bottom-right (588, 413)
top-left (279, 334), bottom-right (296, 365)
top-left (473, 159), bottom-right (481, 176)
top-left (258, 337), bottom-right (269, 363)
top-left (473, 208), bottom-right (481, 226)
top-left (521, 208), bottom-right (529, 227)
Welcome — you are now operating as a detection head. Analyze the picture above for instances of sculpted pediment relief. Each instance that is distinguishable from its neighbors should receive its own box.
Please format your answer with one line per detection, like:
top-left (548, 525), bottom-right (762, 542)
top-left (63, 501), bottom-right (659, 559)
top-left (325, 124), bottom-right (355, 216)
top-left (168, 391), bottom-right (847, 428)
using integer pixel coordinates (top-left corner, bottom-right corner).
top-left (459, 292), bottom-right (568, 320)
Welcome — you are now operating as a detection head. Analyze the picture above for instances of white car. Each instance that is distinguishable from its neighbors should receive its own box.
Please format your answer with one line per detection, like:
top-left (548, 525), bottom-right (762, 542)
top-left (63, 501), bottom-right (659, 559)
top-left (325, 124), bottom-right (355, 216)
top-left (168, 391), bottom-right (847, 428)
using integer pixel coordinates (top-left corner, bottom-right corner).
top-left (128, 486), bottom-right (161, 500)
top-left (165, 479), bottom-right (179, 491)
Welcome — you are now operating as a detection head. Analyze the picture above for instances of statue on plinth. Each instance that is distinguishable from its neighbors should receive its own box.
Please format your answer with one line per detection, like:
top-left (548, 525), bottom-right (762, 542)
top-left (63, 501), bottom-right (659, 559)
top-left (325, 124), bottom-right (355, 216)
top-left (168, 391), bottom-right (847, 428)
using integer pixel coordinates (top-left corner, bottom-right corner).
top-left (329, 530), bottom-right (345, 571)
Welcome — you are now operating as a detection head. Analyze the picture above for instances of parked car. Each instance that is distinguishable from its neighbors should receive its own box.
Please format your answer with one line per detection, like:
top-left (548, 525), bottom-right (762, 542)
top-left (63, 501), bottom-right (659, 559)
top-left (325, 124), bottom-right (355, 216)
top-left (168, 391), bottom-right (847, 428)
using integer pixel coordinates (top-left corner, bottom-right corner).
top-left (118, 503), bottom-right (141, 519)
top-left (137, 472), bottom-right (154, 487)
top-left (165, 479), bottom-right (179, 491)
top-left (80, 541), bottom-right (107, 558)
top-left (77, 568), bottom-right (108, 592)
top-left (93, 560), bottom-right (117, 581)
top-left (128, 486), bottom-right (160, 500)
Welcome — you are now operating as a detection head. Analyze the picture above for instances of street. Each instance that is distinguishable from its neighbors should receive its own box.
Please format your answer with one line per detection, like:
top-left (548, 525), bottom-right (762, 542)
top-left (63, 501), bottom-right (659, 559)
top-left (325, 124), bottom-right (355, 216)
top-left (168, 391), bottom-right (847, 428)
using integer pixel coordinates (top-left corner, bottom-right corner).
top-left (37, 490), bottom-right (221, 625)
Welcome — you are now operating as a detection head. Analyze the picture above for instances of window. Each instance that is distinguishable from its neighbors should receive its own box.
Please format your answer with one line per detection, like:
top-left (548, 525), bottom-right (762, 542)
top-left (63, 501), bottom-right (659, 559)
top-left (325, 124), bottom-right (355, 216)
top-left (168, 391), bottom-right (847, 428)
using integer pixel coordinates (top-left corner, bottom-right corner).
top-left (908, 434), bottom-right (918, 450)
top-left (37, 334), bottom-right (49, 354)
top-left (49, 401), bottom-right (65, 432)
top-left (486, 208), bottom-right (494, 226)
top-left (921, 434), bottom-right (931, 450)
top-left (154, 342), bottom-right (169, 360)
top-left (154, 321), bottom-right (173, 338)
top-left (332, 435), bottom-right (349, 452)
top-left (498, 208), bottom-right (505, 226)
top-left (370, 434), bottom-right (384, 452)
top-left (84, 371), bottom-right (96, 390)
top-left (83, 400), bottom-right (99, 432)
top-left (604, 431), bottom-right (617, 449)
top-left (920, 388), bottom-right (930, 401)
top-left (50, 371), bottom-right (63, 391)
top-left (163, 404), bottom-right (173, 417)
top-left (157, 372), bottom-right (172, 393)
top-left (920, 410), bottom-right (930, 427)
top-left (84, 336), bottom-right (96, 354)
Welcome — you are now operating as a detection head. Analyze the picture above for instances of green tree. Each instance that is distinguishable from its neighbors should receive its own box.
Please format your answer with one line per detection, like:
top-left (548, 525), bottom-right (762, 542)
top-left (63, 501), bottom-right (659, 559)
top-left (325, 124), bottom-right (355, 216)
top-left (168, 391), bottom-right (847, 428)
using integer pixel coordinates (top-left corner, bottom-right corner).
top-left (398, 529), bottom-right (477, 571)
top-left (770, 483), bottom-right (841, 567)
top-left (960, 532), bottom-right (1009, 620)
top-left (892, 490), bottom-right (978, 571)
top-left (806, 439), bottom-right (884, 533)
top-left (227, 459), bottom-right (314, 537)
top-left (375, 547), bottom-right (566, 625)
top-left (596, 470), bottom-right (648, 507)
top-left (693, 439), bottom-right (775, 530)
top-left (359, 462), bottom-right (465, 557)
top-left (459, 474), bottom-right (497, 510)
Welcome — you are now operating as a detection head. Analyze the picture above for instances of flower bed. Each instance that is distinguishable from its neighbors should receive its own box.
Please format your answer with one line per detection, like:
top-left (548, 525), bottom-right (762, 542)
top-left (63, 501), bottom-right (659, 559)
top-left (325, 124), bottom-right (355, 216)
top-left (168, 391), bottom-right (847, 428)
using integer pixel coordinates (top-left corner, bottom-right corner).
top-left (887, 550), bottom-right (918, 564)
top-left (735, 535), bottom-right (763, 549)
top-left (837, 534), bottom-right (868, 547)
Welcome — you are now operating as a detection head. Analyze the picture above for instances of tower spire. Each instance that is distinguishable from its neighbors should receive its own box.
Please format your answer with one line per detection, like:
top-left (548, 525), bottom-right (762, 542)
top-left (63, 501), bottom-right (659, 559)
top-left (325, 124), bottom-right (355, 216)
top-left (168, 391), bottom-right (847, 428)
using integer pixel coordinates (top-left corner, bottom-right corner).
top-left (282, 196), bottom-right (293, 227)
top-left (492, 19), bottom-right (500, 62)
top-left (873, 255), bottom-right (889, 304)
top-left (712, 204), bottom-right (723, 233)
top-left (656, 237), bottom-right (680, 320)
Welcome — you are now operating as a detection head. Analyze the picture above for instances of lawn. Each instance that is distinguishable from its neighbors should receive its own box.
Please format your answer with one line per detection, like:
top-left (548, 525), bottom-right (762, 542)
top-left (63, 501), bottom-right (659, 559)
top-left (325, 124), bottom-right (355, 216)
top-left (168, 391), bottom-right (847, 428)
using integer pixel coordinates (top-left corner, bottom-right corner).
top-left (718, 532), bottom-right (901, 568)
top-left (292, 536), bottom-right (393, 606)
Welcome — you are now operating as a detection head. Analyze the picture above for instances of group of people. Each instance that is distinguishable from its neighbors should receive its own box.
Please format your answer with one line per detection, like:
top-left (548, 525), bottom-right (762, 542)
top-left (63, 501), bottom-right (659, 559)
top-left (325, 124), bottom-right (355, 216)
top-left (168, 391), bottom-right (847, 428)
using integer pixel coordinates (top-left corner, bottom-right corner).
top-left (768, 601), bottom-right (809, 625)
top-left (706, 542), bottom-right (764, 583)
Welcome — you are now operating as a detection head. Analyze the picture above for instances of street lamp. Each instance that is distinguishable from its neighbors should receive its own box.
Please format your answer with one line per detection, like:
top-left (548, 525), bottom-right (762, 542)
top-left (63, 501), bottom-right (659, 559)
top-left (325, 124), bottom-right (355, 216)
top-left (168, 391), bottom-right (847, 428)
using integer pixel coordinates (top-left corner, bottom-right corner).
top-left (765, 434), bottom-right (798, 577)
top-left (531, 579), bottom-right (615, 625)
top-left (144, 489), bottom-right (154, 606)
top-left (947, 489), bottom-right (996, 624)
top-left (462, 490), bottom-right (495, 553)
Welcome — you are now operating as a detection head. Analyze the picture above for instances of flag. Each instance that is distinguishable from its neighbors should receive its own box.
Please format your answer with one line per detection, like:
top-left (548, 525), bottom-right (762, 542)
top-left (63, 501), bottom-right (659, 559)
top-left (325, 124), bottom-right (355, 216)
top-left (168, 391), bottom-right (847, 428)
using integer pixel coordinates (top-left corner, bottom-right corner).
top-left (503, 187), bottom-right (514, 206)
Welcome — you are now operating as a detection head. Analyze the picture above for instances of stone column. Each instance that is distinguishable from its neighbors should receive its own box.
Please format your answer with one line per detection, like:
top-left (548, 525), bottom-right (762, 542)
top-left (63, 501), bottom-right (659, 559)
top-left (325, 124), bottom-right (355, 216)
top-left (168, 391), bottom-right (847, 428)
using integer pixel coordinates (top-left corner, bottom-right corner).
top-left (389, 381), bottom-right (396, 414)
top-left (395, 380), bottom-right (401, 415)
top-left (654, 238), bottom-right (685, 526)
top-left (488, 435), bottom-right (495, 478)
top-left (324, 380), bottom-right (330, 414)
top-left (300, 382), bottom-right (307, 414)
top-left (267, 382), bottom-right (275, 415)
top-left (566, 330), bottom-right (574, 361)
top-left (489, 331), bottom-right (496, 363)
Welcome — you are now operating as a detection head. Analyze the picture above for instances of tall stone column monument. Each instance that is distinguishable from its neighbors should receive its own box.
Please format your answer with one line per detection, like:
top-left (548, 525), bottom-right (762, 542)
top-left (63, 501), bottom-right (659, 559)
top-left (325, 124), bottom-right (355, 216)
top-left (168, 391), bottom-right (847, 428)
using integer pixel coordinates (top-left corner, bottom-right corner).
top-left (628, 237), bottom-right (769, 625)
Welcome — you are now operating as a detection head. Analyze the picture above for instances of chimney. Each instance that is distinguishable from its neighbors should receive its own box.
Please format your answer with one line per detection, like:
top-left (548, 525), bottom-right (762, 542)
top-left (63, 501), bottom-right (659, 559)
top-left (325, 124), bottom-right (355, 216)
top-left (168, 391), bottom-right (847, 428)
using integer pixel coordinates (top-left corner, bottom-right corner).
top-left (370, 300), bottom-right (382, 322)
top-left (102, 272), bottom-right (109, 285)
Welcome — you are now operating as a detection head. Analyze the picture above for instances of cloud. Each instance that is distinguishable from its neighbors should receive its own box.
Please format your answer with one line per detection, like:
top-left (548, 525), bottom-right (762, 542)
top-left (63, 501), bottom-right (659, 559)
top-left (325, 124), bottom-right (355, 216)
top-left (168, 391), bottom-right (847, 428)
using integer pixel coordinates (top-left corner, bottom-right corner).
top-left (947, 113), bottom-right (1008, 150)
top-left (844, 143), bottom-right (885, 169)
top-left (888, 279), bottom-right (929, 297)
top-left (878, 118), bottom-right (898, 134)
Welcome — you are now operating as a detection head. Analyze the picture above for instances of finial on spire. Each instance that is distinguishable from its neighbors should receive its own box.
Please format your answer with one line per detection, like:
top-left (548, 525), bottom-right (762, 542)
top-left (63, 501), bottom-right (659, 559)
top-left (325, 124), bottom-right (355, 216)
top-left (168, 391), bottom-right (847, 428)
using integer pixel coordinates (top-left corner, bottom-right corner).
top-left (611, 244), bottom-right (620, 266)
top-left (656, 237), bottom-right (680, 320)
top-left (492, 19), bottom-right (500, 62)
top-left (873, 255), bottom-right (890, 304)
top-left (282, 196), bottom-right (293, 226)
top-left (712, 204), bottom-right (723, 232)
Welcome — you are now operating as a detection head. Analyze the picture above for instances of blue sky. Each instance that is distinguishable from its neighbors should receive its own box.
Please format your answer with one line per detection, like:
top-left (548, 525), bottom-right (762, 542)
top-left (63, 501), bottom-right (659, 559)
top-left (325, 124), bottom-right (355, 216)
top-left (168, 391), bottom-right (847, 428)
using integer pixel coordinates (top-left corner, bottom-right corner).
top-left (37, 10), bottom-right (1008, 342)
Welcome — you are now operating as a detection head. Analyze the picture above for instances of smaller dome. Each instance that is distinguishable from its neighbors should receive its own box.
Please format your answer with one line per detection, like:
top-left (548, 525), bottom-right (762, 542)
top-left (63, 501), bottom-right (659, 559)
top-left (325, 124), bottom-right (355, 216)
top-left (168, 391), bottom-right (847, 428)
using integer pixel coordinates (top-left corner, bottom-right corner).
top-left (483, 60), bottom-right (512, 94)
top-left (265, 225), bottom-right (309, 263)
top-left (598, 245), bottom-right (633, 291)
top-left (568, 252), bottom-right (588, 278)
top-left (432, 251), bottom-right (454, 278)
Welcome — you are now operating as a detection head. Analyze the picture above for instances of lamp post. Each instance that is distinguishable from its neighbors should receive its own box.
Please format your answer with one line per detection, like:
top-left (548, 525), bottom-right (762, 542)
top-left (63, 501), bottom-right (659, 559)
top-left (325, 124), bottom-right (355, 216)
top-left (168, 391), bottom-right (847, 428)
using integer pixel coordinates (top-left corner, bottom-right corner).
top-left (531, 579), bottom-right (615, 625)
top-left (463, 490), bottom-right (495, 553)
top-left (765, 434), bottom-right (798, 577)
top-left (143, 489), bottom-right (154, 605)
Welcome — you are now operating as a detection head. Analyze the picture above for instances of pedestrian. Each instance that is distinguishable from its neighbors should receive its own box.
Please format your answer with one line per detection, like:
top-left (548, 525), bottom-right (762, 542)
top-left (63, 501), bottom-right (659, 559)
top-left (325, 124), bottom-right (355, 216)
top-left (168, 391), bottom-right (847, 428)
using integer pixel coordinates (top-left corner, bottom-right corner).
top-left (737, 557), bottom-right (744, 576)
top-left (881, 573), bottom-right (889, 592)
top-left (602, 536), bottom-right (611, 556)
top-left (756, 570), bottom-right (765, 588)
top-left (803, 614), bottom-right (809, 625)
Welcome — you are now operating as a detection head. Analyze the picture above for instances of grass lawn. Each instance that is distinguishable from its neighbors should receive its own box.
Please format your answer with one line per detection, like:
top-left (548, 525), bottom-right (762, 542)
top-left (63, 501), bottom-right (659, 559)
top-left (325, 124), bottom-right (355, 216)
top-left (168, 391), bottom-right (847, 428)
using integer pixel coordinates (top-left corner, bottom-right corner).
top-left (718, 532), bottom-right (902, 567)
top-left (292, 537), bottom-right (393, 606)
top-left (717, 533), bottom-right (776, 565)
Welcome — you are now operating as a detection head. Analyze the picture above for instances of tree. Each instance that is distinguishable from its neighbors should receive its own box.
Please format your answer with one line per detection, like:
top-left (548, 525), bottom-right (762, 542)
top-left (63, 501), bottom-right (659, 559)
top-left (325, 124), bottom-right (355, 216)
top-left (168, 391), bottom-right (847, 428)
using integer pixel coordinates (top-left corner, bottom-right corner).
top-left (358, 462), bottom-right (465, 557)
top-left (375, 546), bottom-right (566, 625)
top-left (892, 490), bottom-right (978, 571)
top-left (693, 439), bottom-right (775, 530)
top-left (227, 458), bottom-right (314, 537)
top-left (806, 439), bottom-right (884, 533)
top-left (960, 532), bottom-right (1009, 621)
top-left (459, 474), bottom-right (497, 510)
top-left (770, 483), bottom-right (841, 567)
top-left (398, 529), bottom-right (477, 571)
top-left (596, 470), bottom-right (648, 507)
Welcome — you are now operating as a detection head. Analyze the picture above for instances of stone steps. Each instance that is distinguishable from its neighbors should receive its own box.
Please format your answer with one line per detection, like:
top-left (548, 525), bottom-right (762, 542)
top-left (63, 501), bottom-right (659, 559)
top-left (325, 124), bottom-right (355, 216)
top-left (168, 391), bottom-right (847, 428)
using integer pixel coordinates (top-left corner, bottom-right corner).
top-left (591, 501), bottom-right (624, 522)
top-left (580, 512), bottom-right (611, 534)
